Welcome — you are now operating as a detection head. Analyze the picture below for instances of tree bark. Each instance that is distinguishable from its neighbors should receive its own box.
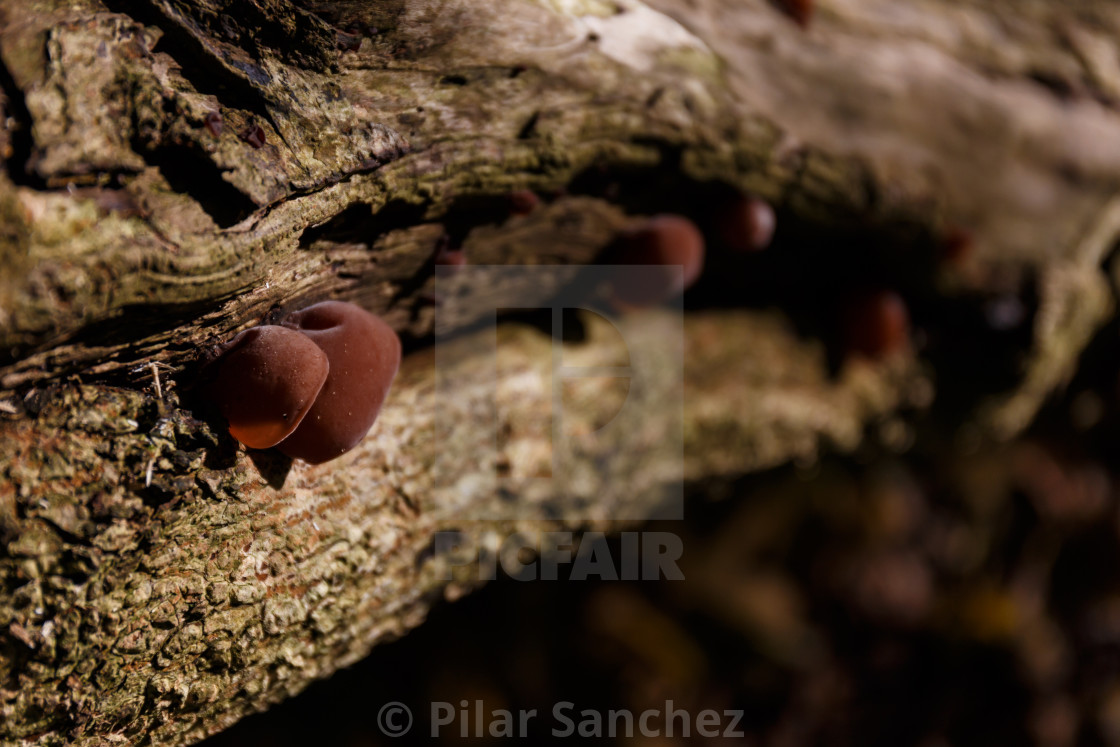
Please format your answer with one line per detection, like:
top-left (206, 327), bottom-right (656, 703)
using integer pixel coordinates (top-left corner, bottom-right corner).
top-left (1, 0), bottom-right (1119, 744)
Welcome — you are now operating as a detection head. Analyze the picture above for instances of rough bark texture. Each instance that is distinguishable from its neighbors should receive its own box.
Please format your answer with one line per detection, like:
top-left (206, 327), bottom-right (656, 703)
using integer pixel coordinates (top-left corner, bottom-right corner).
top-left (1, 0), bottom-right (1119, 744)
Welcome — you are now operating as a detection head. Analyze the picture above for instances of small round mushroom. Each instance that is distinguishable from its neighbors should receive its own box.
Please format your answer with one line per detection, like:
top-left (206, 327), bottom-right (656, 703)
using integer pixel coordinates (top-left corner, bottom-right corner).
top-left (843, 290), bottom-right (910, 359)
top-left (606, 214), bottom-right (706, 310)
top-left (277, 301), bottom-right (402, 464)
top-left (239, 123), bottom-right (267, 149)
top-left (203, 111), bottom-right (223, 138)
top-left (508, 189), bottom-right (540, 215)
top-left (717, 195), bottom-right (776, 252)
top-left (203, 325), bottom-right (329, 449)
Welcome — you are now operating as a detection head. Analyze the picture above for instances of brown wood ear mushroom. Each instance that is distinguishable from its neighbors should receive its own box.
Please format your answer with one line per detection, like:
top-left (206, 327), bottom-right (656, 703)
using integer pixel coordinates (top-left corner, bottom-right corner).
top-left (276, 301), bottom-right (402, 464)
top-left (606, 214), bottom-right (706, 310)
top-left (717, 195), bottom-right (776, 252)
top-left (202, 326), bottom-right (329, 449)
top-left (203, 301), bottom-right (401, 464)
top-left (843, 290), bottom-right (911, 359)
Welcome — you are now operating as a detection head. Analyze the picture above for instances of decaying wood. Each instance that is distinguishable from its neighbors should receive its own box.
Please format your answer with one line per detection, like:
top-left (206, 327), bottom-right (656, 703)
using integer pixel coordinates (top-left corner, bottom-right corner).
top-left (1, 0), bottom-right (1119, 744)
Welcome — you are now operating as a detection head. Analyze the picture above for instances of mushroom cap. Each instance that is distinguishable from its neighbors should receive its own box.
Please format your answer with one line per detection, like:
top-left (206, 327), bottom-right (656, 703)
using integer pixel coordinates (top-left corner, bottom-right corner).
top-left (276, 301), bottom-right (402, 464)
top-left (718, 195), bottom-right (775, 252)
top-left (204, 325), bottom-right (329, 449)
top-left (607, 214), bottom-right (705, 310)
top-left (508, 189), bottom-right (540, 215)
top-left (844, 290), bottom-right (910, 359)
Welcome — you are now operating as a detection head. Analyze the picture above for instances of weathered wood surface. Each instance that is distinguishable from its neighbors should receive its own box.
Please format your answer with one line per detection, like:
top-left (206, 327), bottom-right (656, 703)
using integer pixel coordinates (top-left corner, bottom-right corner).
top-left (1, 0), bottom-right (1119, 744)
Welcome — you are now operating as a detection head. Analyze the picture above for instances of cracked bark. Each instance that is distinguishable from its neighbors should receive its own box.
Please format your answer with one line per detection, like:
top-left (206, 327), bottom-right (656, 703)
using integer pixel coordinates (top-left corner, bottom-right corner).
top-left (1, 0), bottom-right (1119, 744)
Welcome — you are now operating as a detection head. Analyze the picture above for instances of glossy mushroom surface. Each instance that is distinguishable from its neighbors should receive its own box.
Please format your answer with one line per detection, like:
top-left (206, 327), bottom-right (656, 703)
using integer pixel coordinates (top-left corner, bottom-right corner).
top-left (276, 301), bottom-right (402, 464)
top-left (203, 325), bottom-right (329, 449)
top-left (717, 195), bottom-right (776, 252)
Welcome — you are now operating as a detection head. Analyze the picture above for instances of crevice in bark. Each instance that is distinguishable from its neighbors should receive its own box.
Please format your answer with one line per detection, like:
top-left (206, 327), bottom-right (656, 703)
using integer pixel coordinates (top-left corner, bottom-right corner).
top-left (287, 0), bottom-right (407, 37)
top-left (669, 191), bottom-right (1042, 416)
top-left (440, 194), bottom-right (539, 246)
top-left (0, 54), bottom-right (41, 188)
top-left (516, 110), bottom-right (540, 140)
top-left (133, 141), bottom-right (258, 227)
top-left (58, 302), bottom-right (217, 360)
top-left (101, 0), bottom-right (280, 123)
top-left (299, 198), bottom-right (429, 248)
